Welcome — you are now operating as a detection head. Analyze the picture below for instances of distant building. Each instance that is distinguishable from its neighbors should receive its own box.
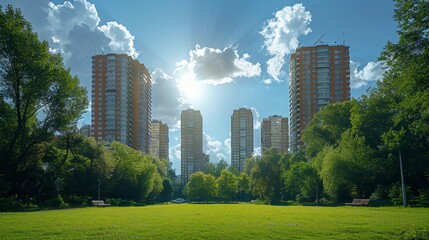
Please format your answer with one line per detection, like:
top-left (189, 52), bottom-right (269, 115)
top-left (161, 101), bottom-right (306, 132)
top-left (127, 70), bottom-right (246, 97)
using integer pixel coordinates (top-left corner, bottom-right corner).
top-left (91, 53), bottom-right (151, 152)
top-left (231, 108), bottom-right (253, 172)
top-left (181, 109), bottom-right (204, 185)
top-left (149, 120), bottom-right (169, 161)
top-left (289, 45), bottom-right (350, 151)
top-left (261, 115), bottom-right (289, 153)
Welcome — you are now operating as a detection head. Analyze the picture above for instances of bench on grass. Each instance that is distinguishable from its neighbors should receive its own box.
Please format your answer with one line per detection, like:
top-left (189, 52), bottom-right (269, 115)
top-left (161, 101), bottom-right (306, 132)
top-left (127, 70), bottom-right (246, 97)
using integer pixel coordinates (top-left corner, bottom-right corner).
top-left (91, 200), bottom-right (110, 207)
top-left (345, 199), bottom-right (370, 206)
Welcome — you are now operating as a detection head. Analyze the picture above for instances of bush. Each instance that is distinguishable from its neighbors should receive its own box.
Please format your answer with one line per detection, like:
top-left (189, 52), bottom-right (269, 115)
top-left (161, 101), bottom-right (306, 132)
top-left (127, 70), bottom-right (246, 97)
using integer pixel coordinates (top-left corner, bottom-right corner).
top-left (0, 195), bottom-right (24, 211)
top-left (48, 195), bottom-right (69, 208)
top-left (65, 195), bottom-right (89, 206)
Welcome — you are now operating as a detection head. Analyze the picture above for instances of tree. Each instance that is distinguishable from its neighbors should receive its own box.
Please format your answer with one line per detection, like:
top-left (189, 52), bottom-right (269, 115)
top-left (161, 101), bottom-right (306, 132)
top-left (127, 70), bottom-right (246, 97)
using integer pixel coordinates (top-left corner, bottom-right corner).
top-left (158, 179), bottom-right (173, 202)
top-left (185, 172), bottom-right (216, 202)
top-left (216, 170), bottom-right (238, 201)
top-left (302, 101), bottom-right (352, 159)
top-left (320, 130), bottom-right (376, 200)
top-left (0, 5), bottom-right (88, 199)
top-left (250, 148), bottom-right (284, 204)
top-left (238, 172), bottom-right (251, 201)
top-left (107, 142), bottom-right (162, 202)
top-left (205, 159), bottom-right (228, 178)
top-left (284, 161), bottom-right (321, 203)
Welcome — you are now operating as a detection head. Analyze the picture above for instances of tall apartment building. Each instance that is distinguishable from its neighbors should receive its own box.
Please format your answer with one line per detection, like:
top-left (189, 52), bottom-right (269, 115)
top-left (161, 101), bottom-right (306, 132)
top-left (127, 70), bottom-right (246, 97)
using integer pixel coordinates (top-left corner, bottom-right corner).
top-left (261, 115), bottom-right (289, 154)
top-left (231, 108), bottom-right (253, 172)
top-left (181, 109), bottom-right (204, 185)
top-left (149, 120), bottom-right (169, 161)
top-left (289, 45), bottom-right (350, 151)
top-left (91, 53), bottom-right (151, 153)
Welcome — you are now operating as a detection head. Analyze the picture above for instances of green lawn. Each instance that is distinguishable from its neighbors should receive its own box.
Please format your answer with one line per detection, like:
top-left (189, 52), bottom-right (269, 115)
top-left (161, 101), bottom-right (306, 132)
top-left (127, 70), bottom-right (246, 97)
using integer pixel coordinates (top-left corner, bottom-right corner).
top-left (0, 204), bottom-right (428, 239)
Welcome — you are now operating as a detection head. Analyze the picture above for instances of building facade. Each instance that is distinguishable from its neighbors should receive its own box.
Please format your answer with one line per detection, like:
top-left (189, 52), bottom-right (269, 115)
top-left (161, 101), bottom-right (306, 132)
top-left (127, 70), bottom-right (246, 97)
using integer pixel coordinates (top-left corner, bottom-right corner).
top-left (231, 108), bottom-right (253, 172)
top-left (181, 109), bottom-right (204, 185)
top-left (91, 53), bottom-right (151, 152)
top-left (261, 115), bottom-right (289, 154)
top-left (289, 45), bottom-right (350, 151)
top-left (149, 120), bottom-right (169, 161)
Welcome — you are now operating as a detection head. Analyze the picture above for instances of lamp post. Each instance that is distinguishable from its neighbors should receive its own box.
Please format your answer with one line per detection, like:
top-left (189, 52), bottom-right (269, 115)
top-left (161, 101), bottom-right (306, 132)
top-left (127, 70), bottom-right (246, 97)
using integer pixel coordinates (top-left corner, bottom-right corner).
top-left (398, 148), bottom-right (407, 207)
top-left (378, 145), bottom-right (407, 207)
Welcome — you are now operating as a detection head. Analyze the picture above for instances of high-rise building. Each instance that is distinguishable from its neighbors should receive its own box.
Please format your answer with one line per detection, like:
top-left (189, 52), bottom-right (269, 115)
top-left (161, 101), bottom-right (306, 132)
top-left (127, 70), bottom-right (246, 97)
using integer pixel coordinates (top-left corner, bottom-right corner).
top-left (231, 108), bottom-right (253, 172)
top-left (261, 115), bottom-right (289, 154)
top-left (181, 109), bottom-right (204, 185)
top-left (149, 120), bottom-right (169, 161)
top-left (289, 45), bottom-right (350, 151)
top-left (91, 53), bottom-right (151, 152)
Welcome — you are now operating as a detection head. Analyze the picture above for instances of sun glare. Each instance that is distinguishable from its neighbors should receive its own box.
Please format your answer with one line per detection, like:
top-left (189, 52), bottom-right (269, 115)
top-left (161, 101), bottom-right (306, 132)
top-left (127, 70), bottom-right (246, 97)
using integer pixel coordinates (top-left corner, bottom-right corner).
top-left (178, 74), bottom-right (203, 104)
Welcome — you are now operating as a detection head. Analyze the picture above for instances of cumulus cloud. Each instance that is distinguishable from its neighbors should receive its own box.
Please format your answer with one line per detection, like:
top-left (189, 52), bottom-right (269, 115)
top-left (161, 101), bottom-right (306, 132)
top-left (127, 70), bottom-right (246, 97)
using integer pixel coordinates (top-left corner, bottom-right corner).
top-left (6, 0), bottom-right (140, 92)
top-left (350, 61), bottom-right (385, 89)
top-left (168, 143), bottom-right (181, 173)
top-left (203, 132), bottom-right (231, 163)
top-left (151, 68), bottom-right (190, 132)
top-left (175, 45), bottom-right (261, 85)
top-left (261, 4), bottom-right (312, 81)
top-left (97, 22), bottom-right (139, 59)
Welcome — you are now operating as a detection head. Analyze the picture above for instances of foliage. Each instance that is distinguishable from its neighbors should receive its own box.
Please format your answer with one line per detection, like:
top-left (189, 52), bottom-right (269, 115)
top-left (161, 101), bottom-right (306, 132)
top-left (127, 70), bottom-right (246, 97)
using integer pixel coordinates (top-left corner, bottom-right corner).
top-left (185, 172), bottom-right (216, 202)
top-left (284, 161), bottom-right (321, 203)
top-left (205, 159), bottom-right (228, 178)
top-left (107, 142), bottom-right (163, 202)
top-left (0, 5), bottom-right (88, 199)
top-left (216, 170), bottom-right (238, 201)
top-left (250, 148), bottom-right (284, 204)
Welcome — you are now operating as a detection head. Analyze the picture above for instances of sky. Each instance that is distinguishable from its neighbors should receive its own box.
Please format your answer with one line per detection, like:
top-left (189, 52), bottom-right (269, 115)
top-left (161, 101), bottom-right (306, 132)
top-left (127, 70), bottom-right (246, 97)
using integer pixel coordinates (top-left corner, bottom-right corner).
top-left (3, 0), bottom-right (398, 173)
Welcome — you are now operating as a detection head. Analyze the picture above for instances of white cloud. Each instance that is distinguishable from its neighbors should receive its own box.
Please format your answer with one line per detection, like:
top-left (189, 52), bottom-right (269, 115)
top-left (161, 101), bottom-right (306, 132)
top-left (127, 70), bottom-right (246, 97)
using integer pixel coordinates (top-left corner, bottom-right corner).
top-left (250, 107), bottom-right (261, 130)
top-left (203, 132), bottom-right (231, 163)
top-left (169, 143), bottom-right (181, 174)
top-left (151, 68), bottom-right (190, 132)
top-left (175, 45), bottom-right (261, 85)
top-left (262, 79), bottom-right (273, 85)
top-left (350, 61), bottom-right (385, 89)
top-left (98, 21), bottom-right (139, 59)
top-left (261, 4), bottom-right (312, 81)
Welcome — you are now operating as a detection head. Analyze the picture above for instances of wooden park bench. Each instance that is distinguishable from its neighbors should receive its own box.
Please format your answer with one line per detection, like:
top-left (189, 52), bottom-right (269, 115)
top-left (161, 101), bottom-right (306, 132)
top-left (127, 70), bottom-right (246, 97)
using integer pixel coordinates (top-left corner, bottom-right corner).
top-left (91, 200), bottom-right (111, 207)
top-left (345, 199), bottom-right (370, 206)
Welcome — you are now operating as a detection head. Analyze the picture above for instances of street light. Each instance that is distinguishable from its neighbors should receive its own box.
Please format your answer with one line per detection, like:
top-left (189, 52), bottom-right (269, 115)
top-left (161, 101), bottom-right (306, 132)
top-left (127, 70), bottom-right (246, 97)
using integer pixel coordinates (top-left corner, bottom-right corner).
top-left (397, 148), bottom-right (407, 207)
top-left (378, 145), bottom-right (407, 207)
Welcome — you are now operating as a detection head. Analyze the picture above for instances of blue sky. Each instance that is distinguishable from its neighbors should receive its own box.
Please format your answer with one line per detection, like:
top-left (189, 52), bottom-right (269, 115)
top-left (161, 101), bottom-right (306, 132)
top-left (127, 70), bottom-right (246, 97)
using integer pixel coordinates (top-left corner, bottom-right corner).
top-left (4, 0), bottom-right (398, 173)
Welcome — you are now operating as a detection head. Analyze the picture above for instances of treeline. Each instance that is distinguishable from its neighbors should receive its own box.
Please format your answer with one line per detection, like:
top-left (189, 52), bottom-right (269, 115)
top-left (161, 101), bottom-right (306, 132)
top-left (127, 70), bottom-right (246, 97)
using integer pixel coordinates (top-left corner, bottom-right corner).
top-left (0, 5), bottom-right (176, 210)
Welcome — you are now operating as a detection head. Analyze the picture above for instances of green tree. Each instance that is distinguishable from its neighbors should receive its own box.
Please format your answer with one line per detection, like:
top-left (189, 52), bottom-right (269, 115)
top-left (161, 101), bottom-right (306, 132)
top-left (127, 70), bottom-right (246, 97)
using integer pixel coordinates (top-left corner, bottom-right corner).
top-left (320, 130), bottom-right (376, 200)
top-left (238, 172), bottom-right (251, 201)
top-left (107, 142), bottom-right (162, 202)
top-left (185, 172), bottom-right (216, 202)
top-left (302, 101), bottom-right (352, 159)
top-left (250, 148), bottom-right (284, 204)
top-left (0, 5), bottom-right (88, 199)
top-left (216, 170), bottom-right (238, 201)
top-left (205, 159), bottom-right (228, 178)
top-left (284, 161), bottom-right (321, 203)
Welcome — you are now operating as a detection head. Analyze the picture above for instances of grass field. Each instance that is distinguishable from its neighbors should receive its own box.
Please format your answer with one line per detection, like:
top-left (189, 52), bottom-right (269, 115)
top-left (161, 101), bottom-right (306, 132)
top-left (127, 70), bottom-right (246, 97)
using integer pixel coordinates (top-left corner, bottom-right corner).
top-left (1, 204), bottom-right (428, 239)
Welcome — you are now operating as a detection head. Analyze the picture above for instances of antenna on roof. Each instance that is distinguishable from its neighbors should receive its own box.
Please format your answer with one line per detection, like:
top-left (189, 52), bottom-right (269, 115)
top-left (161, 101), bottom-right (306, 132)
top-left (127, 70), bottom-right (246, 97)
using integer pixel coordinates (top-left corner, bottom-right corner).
top-left (314, 33), bottom-right (325, 45)
top-left (342, 32), bottom-right (346, 45)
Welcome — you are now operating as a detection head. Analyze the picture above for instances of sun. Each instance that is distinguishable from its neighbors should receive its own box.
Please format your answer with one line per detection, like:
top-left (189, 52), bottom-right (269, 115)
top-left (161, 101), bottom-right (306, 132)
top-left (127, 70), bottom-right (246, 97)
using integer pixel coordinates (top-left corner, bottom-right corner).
top-left (177, 74), bottom-right (203, 104)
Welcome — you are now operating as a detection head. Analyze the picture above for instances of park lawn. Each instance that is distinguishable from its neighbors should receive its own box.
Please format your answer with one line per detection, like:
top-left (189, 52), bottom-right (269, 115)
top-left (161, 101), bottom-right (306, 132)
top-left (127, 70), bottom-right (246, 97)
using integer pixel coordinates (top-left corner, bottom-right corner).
top-left (0, 204), bottom-right (428, 239)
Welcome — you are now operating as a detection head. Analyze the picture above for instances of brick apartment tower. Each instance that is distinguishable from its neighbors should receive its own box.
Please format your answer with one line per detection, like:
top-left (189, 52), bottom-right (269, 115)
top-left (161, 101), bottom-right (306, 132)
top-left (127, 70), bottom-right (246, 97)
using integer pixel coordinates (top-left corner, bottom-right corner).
top-left (149, 120), bottom-right (169, 161)
top-left (91, 54), bottom-right (151, 153)
top-left (289, 45), bottom-right (350, 152)
top-left (231, 108), bottom-right (254, 172)
top-left (261, 115), bottom-right (289, 154)
top-left (181, 109), bottom-right (204, 186)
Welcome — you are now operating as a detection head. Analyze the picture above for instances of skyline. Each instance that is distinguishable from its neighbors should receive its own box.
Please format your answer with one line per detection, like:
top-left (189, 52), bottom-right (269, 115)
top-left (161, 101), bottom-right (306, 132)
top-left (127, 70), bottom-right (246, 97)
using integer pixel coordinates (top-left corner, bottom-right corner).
top-left (4, 0), bottom-right (398, 173)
